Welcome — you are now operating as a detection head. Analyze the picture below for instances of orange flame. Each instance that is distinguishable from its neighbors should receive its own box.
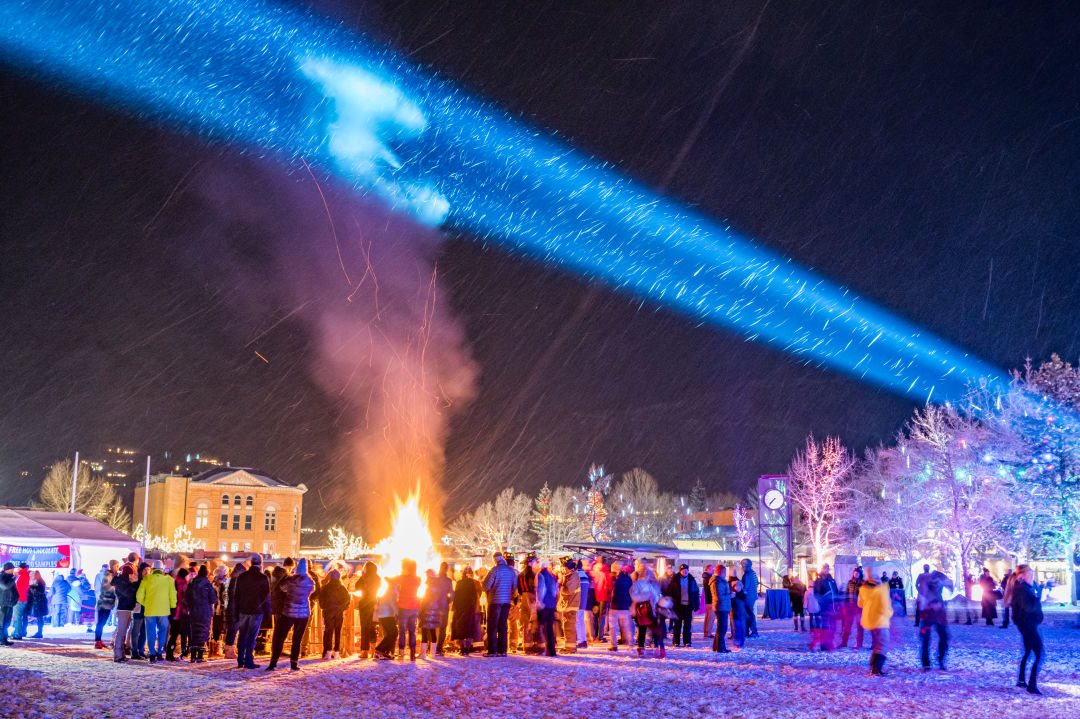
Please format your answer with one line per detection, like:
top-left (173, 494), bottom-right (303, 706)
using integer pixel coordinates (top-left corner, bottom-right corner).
top-left (372, 485), bottom-right (441, 598)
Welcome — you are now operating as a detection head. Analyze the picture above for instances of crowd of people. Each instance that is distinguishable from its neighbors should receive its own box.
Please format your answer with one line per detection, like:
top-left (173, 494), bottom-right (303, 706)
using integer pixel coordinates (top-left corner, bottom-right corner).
top-left (0, 553), bottom-right (1046, 694)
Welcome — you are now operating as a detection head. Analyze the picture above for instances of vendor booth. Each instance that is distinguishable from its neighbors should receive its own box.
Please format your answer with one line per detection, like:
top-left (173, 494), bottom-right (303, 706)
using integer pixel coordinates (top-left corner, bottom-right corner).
top-left (0, 508), bottom-right (139, 576)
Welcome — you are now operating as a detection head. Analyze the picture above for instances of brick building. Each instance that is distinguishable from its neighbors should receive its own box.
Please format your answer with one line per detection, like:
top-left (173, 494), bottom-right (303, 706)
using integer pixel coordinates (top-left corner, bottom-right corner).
top-left (134, 466), bottom-right (306, 558)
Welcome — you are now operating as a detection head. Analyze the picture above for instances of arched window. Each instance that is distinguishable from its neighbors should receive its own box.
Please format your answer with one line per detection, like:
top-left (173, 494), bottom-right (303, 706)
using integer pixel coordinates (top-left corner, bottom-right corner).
top-left (221, 494), bottom-right (229, 508)
top-left (264, 504), bottom-right (277, 532)
top-left (194, 502), bottom-right (209, 530)
top-left (233, 494), bottom-right (241, 507)
top-left (245, 495), bottom-right (253, 509)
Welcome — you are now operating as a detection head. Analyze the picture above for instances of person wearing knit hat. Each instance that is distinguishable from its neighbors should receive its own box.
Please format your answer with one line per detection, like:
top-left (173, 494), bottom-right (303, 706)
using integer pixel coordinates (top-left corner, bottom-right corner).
top-left (318, 569), bottom-right (351, 660)
top-left (266, 557), bottom-right (314, 671)
top-left (231, 555), bottom-right (270, 669)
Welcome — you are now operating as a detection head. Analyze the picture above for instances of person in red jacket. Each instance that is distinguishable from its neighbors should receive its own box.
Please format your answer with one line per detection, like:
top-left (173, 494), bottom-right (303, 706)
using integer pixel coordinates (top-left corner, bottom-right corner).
top-left (590, 558), bottom-right (613, 643)
top-left (11, 563), bottom-right (31, 640)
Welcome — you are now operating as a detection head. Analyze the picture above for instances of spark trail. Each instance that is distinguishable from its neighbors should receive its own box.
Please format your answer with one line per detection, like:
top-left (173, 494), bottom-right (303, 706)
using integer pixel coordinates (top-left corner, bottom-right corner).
top-left (0, 0), bottom-right (1008, 401)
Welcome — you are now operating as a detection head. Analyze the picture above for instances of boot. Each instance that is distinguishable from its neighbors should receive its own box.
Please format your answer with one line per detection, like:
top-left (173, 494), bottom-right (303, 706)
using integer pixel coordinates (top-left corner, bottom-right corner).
top-left (419, 642), bottom-right (427, 660)
top-left (800, 617), bottom-right (807, 631)
top-left (658, 645), bottom-right (666, 659)
top-left (198, 649), bottom-right (206, 663)
top-left (794, 618), bottom-right (800, 632)
top-left (1026, 662), bottom-right (1040, 694)
top-left (208, 640), bottom-right (219, 658)
top-left (409, 645), bottom-right (416, 662)
top-left (637, 646), bottom-right (644, 657)
top-left (189, 649), bottom-right (197, 663)
top-left (95, 640), bottom-right (106, 650)
top-left (224, 644), bottom-right (236, 660)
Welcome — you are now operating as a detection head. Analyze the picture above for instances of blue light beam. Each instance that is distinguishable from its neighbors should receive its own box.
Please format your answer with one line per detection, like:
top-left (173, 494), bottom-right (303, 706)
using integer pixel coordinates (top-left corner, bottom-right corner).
top-left (0, 0), bottom-right (1008, 401)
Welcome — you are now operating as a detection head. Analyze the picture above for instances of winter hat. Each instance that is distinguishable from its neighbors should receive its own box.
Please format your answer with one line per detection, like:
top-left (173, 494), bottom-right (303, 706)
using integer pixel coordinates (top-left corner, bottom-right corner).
top-left (295, 558), bottom-right (308, 575)
top-left (214, 565), bottom-right (228, 579)
top-left (329, 570), bottom-right (341, 581)
top-left (2, 562), bottom-right (14, 571)
top-left (249, 553), bottom-right (262, 566)
top-left (679, 564), bottom-right (689, 571)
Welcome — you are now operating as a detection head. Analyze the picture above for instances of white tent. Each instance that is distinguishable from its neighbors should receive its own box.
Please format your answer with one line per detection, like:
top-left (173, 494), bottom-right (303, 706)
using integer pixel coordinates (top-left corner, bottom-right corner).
top-left (0, 508), bottom-right (139, 576)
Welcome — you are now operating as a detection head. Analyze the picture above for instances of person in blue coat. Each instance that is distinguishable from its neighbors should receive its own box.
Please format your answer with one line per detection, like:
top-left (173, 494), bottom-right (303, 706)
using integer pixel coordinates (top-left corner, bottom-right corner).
top-left (535, 560), bottom-right (559, 657)
top-left (740, 559), bottom-right (760, 638)
top-left (711, 565), bottom-right (733, 652)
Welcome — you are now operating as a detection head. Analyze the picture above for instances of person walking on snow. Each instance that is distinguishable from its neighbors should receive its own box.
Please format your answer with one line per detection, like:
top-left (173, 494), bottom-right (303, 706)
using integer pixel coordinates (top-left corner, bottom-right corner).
top-left (858, 574), bottom-right (893, 675)
top-left (1008, 565), bottom-right (1044, 695)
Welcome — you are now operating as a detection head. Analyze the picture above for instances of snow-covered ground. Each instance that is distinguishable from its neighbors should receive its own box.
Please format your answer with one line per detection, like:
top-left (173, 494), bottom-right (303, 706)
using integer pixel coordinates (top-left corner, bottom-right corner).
top-left (1, 620), bottom-right (1077, 719)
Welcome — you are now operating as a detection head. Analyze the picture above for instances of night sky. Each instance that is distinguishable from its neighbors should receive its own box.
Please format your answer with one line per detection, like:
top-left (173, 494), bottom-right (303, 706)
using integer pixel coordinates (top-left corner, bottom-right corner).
top-left (2, 2), bottom-right (1079, 531)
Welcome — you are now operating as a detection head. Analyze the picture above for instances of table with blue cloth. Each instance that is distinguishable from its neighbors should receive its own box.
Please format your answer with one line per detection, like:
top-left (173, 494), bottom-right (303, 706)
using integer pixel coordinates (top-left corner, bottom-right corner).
top-left (763, 588), bottom-right (792, 619)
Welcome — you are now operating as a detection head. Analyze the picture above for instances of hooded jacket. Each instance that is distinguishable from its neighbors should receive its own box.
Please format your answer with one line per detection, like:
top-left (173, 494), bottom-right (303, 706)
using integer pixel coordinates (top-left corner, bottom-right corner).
top-left (318, 576), bottom-right (352, 619)
top-left (187, 575), bottom-right (217, 620)
top-left (281, 559), bottom-right (316, 619)
top-left (710, 573), bottom-right (732, 612)
top-left (857, 579), bottom-right (893, 630)
top-left (135, 571), bottom-right (177, 618)
top-left (610, 570), bottom-right (633, 611)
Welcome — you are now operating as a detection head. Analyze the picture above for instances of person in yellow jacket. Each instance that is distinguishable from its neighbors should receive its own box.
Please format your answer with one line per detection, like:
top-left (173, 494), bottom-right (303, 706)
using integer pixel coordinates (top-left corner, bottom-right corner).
top-left (135, 561), bottom-right (177, 663)
top-left (858, 574), bottom-right (893, 676)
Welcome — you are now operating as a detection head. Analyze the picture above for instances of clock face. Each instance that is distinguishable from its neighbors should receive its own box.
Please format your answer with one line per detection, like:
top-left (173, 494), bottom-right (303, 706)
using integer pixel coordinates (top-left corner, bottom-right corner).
top-left (764, 489), bottom-right (785, 510)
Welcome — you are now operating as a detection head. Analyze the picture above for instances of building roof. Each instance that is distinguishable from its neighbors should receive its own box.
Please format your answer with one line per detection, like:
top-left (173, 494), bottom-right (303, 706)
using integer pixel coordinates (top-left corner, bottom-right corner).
top-left (0, 508), bottom-right (136, 544)
top-left (189, 467), bottom-right (305, 491)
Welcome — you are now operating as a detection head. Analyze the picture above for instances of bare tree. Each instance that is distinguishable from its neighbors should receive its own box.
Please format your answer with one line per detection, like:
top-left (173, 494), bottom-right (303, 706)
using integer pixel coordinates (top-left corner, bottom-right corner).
top-left (36, 459), bottom-right (131, 531)
top-left (907, 404), bottom-right (1007, 583)
top-left (849, 444), bottom-right (935, 592)
top-left (787, 435), bottom-right (854, 567)
top-left (446, 487), bottom-right (534, 555)
top-left (608, 468), bottom-right (677, 544)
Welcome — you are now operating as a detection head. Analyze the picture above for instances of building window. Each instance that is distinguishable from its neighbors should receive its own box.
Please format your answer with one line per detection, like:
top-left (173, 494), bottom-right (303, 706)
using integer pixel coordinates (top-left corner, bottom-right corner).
top-left (233, 494), bottom-right (241, 507)
top-left (293, 507), bottom-right (299, 533)
top-left (244, 515), bottom-right (252, 531)
top-left (219, 542), bottom-right (227, 551)
top-left (245, 495), bottom-right (253, 508)
top-left (232, 514), bottom-right (240, 530)
top-left (221, 494), bottom-right (229, 507)
top-left (230, 542), bottom-right (239, 552)
top-left (220, 514), bottom-right (228, 530)
top-left (264, 512), bottom-right (276, 532)
top-left (244, 542), bottom-right (252, 551)
top-left (194, 503), bottom-right (209, 530)
top-left (262, 542), bottom-right (275, 556)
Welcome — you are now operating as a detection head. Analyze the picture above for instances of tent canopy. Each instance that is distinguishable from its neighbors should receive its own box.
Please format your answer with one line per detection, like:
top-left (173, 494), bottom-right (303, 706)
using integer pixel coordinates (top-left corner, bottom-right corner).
top-left (0, 508), bottom-right (135, 544)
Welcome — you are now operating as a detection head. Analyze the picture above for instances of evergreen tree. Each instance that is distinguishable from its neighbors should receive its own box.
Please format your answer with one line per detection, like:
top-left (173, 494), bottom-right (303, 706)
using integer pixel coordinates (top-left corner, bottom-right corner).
top-left (689, 478), bottom-right (707, 512)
